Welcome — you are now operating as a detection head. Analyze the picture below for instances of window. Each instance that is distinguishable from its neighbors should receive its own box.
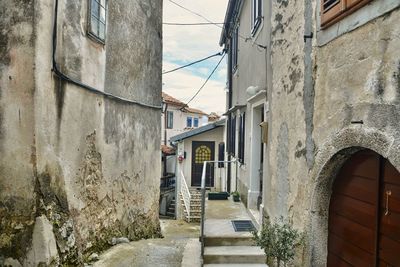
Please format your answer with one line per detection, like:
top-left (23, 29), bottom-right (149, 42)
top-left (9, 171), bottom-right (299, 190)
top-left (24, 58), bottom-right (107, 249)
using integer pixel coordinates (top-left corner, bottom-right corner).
top-left (238, 113), bottom-right (246, 163)
top-left (194, 117), bottom-right (199, 128)
top-left (88, 0), bottom-right (107, 43)
top-left (186, 117), bottom-right (193, 128)
top-left (166, 111), bottom-right (173, 129)
top-left (229, 115), bottom-right (236, 156)
top-left (251, 0), bottom-right (263, 35)
top-left (321, 0), bottom-right (372, 28)
top-left (231, 27), bottom-right (239, 72)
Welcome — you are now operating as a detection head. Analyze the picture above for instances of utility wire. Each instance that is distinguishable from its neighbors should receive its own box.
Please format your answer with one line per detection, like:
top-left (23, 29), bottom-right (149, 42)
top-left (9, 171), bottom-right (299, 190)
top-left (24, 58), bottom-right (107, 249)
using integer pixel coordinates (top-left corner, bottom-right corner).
top-left (184, 52), bottom-right (226, 107)
top-left (167, 0), bottom-right (266, 50)
top-left (163, 22), bottom-right (224, 26)
top-left (168, 0), bottom-right (224, 29)
top-left (162, 51), bottom-right (223, 75)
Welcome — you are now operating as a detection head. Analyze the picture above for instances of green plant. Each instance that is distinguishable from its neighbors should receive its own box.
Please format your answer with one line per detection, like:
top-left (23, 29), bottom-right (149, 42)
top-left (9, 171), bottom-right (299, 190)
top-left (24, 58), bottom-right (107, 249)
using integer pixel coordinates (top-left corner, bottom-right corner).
top-left (253, 217), bottom-right (302, 267)
top-left (231, 191), bottom-right (240, 197)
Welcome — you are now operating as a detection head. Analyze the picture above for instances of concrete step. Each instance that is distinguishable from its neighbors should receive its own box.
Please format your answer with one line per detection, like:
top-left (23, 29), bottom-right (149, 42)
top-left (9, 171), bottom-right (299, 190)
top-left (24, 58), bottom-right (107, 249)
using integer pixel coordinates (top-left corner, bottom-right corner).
top-left (166, 212), bottom-right (175, 217)
top-left (204, 236), bottom-right (256, 246)
top-left (203, 246), bottom-right (266, 264)
top-left (204, 264), bottom-right (268, 267)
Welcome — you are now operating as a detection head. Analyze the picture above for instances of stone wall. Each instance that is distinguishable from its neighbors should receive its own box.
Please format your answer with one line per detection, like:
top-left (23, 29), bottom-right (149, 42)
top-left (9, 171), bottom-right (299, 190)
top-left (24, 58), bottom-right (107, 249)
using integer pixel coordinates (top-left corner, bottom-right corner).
top-left (0, 0), bottom-right (162, 265)
top-left (265, 0), bottom-right (400, 265)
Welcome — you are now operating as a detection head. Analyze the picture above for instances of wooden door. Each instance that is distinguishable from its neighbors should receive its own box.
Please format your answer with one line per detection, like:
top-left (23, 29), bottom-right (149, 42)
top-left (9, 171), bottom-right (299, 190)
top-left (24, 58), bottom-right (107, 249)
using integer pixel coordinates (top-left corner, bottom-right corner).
top-left (379, 160), bottom-right (400, 266)
top-left (328, 150), bottom-right (400, 267)
top-left (191, 141), bottom-right (215, 187)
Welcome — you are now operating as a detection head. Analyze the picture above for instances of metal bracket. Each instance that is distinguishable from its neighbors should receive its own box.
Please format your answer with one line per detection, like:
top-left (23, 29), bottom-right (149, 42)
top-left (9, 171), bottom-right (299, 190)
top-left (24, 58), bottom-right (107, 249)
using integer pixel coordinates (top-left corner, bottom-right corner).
top-left (303, 32), bottom-right (313, 42)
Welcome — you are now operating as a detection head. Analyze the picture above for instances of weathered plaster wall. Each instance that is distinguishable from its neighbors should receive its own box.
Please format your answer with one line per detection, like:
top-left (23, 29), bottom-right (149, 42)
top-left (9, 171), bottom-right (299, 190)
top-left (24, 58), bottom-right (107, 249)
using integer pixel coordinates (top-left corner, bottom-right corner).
top-left (231, 0), bottom-right (268, 106)
top-left (265, 0), bottom-right (400, 265)
top-left (0, 0), bottom-right (37, 262)
top-left (0, 0), bottom-right (162, 265)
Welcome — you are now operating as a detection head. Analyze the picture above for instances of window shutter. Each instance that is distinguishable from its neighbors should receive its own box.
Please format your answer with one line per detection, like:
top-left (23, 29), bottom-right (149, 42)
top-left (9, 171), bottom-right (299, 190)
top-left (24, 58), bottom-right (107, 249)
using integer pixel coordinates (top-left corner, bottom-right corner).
top-left (218, 142), bottom-right (225, 168)
top-left (321, 0), bottom-right (344, 27)
top-left (321, 0), bottom-right (372, 28)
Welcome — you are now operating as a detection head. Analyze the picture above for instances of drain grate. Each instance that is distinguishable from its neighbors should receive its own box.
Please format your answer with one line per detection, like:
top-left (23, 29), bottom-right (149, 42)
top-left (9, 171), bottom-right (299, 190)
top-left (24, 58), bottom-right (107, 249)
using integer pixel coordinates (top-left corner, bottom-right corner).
top-left (231, 220), bottom-right (256, 232)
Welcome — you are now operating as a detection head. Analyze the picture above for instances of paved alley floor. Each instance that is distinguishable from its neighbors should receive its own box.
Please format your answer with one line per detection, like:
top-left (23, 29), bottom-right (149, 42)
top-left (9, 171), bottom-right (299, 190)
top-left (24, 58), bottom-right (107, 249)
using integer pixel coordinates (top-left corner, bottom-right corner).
top-left (92, 219), bottom-right (200, 267)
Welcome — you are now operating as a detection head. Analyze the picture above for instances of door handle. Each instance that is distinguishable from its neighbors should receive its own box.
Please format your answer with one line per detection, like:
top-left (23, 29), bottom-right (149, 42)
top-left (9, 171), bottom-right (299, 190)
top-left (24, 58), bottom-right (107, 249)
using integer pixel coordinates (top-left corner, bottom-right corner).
top-left (385, 190), bottom-right (392, 216)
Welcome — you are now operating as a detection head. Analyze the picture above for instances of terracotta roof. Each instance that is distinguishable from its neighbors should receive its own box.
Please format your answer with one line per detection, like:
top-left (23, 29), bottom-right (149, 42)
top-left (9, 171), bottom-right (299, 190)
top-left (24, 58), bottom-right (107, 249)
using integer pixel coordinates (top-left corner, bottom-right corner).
top-left (161, 145), bottom-right (176, 155)
top-left (162, 92), bottom-right (185, 107)
top-left (208, 112), bottom-right (220, 122)
top-left (183, 107), bottom-right (207, 115)
top-left (162, 92), bottom-right (207, 115)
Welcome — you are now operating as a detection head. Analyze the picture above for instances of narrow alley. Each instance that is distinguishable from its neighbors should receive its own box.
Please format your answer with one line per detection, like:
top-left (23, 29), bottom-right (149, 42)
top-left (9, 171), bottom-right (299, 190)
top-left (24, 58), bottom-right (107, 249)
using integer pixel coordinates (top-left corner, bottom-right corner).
top-left (1, 0), bottom-right (400, 266)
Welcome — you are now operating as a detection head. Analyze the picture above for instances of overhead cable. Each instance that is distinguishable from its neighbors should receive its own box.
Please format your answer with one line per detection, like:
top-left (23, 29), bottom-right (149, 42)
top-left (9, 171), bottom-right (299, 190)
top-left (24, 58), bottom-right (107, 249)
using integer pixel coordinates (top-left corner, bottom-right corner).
top-left (52, 0), bottom-right (162, 110)
top-left (162, 51), bottom-right (224, 75)
top-left (163, 22), bottom-right (224, 26)
top-left (184, 52), bottom-right (226, 107)
top-left (168, 0), bottom-right (224, 29)
top-left (167, 0), bottom-right (267, 50)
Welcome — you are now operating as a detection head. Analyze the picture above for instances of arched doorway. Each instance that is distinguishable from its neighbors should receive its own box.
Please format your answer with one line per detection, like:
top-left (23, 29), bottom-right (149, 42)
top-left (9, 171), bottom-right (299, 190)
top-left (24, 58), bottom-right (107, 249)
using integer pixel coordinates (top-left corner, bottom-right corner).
top-left (328, 150), bottom-right (400, 266)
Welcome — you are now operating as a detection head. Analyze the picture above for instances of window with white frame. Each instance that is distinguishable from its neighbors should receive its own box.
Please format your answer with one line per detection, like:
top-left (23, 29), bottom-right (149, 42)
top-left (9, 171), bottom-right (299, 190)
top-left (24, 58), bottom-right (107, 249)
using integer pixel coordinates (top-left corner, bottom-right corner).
top-left (251, 0), bottom-right (262, 35)
top-left (186, 117), bottom-right (193, 128)
top-left (88, 0), bottom-right (107, 43)
top-left (231, 27), bottom-right (239, 72)
top-left (194, 117), bottom-right (199, 127)
top-left (166, 111), bottom-right (173, 129)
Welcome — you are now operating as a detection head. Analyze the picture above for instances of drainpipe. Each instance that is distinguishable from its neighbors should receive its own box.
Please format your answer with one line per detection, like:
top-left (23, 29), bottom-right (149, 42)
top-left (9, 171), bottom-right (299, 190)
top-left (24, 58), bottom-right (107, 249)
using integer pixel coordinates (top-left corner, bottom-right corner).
top-left (163, 103), bottom-right (168, 177)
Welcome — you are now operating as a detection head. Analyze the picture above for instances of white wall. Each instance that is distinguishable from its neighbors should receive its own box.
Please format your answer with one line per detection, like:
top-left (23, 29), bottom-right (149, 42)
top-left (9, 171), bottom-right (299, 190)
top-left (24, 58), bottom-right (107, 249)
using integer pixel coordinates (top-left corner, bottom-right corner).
top-left (161, 104), bottom-right (206, 145)
top-left (176, 127), bottom-right (226, 191)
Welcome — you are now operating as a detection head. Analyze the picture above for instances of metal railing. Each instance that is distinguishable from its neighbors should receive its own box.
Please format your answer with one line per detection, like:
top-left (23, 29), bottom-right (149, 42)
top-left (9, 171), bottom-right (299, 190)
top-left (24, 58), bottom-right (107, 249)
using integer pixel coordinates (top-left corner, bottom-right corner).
top-left (199, 160), bottom-right (236, 259)
top-left (180, 170), bottom-right (192, 222)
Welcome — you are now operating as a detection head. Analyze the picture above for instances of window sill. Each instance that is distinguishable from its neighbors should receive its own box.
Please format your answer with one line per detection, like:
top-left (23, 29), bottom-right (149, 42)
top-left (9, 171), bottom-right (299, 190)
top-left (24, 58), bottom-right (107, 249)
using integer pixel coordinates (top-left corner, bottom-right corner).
top-left (87, 31), bottom-right (106, 45)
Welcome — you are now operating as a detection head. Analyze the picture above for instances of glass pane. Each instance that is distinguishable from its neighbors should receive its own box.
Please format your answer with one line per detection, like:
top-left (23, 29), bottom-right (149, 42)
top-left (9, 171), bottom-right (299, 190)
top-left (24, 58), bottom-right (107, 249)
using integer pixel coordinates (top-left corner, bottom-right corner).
top-left (99, 22), bottom-right (105, 40)
top-left (100, 6), bottom-right (106, 23)
top-left (100, 0), bottom-right (106, 7)
top-left (91, 0), bottom-right (99, 18)
top-left (91, 15), bottom-right (99, 35)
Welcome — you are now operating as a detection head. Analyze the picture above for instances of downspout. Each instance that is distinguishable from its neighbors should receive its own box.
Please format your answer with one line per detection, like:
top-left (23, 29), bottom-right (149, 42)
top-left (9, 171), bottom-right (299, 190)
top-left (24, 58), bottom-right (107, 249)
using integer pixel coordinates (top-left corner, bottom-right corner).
top-left (227, 41), bottom-right (233, 193)
top-left (163, 103), bottom-right (168, 177)
top-left (303, 0), bottom-right (315, 169)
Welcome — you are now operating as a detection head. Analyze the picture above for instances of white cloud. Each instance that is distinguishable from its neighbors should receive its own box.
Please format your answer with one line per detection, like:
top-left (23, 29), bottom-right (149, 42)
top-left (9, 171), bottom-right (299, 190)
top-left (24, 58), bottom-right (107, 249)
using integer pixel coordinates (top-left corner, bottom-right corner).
top-left (163, 62), bottom-right (226, 115)
top-left (162, 0), bottom-right (229, 115)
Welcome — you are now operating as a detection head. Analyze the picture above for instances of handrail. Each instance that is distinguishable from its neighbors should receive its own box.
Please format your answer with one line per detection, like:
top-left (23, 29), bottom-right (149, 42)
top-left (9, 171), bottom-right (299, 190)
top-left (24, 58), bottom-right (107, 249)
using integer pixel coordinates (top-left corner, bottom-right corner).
top-left (180, 170), bottom-right (192, 222)
top-left (199, 160), bottom-right (236, 261)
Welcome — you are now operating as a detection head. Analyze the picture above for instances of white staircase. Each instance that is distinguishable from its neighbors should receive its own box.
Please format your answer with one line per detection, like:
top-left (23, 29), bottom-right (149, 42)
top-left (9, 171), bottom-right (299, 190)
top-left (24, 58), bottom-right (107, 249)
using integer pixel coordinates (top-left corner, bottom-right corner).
top-left (180, 171), bottom-right (202, 222)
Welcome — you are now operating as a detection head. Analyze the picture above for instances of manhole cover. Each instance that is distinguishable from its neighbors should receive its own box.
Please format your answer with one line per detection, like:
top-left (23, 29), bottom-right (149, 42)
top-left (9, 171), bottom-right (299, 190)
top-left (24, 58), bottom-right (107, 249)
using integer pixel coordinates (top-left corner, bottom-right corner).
top-left (231, 220), bottom-right (256, 232)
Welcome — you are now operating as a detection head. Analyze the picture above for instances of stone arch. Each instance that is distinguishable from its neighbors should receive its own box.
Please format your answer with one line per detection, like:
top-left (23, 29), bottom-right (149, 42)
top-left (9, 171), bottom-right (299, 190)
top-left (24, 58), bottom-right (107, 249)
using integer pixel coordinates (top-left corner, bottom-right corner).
top-left (308, 126), bottom-right (399, 266)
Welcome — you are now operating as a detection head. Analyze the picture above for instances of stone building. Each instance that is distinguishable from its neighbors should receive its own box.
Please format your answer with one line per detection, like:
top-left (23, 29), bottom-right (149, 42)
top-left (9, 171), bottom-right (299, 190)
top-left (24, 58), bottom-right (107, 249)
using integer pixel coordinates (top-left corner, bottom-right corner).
top-left (0, 0), bottom-right (162, 265)
top-left (221, 0), bottom-right (400, 266)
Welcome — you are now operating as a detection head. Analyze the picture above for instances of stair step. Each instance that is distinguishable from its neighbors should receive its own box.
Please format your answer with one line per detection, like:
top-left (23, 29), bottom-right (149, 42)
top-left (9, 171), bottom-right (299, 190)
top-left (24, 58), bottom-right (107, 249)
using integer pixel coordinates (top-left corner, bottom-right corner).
top-left (204, 246), bottom-right (266, 264)
top-left (204, 236), bottom-right (256, 246)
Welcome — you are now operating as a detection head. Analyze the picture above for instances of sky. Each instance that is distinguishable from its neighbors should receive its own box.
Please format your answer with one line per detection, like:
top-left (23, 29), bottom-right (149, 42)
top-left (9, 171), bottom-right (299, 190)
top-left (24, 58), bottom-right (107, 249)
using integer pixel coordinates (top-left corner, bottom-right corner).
top-left (162, 0), bottom-right (229, 115)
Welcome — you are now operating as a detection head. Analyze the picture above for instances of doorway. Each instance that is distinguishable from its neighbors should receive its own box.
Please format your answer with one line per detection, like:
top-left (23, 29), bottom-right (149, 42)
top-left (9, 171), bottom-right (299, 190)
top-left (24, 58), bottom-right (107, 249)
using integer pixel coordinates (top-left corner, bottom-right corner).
top-left (191, 141), bottom-right (215, 187)
top-left (327, 150), bottom-right (400, 266)
top-left (248, 104), bottom-right (264, 211)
